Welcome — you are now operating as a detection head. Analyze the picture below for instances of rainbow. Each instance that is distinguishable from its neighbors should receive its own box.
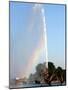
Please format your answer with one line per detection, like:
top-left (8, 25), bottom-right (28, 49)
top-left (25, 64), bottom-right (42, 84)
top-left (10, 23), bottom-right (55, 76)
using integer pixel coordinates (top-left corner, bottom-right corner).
top-left (19, 36), bottom-right (44, 78)
top-left (25, 36), bottom-right (45, 77)
top-left (19, 4), bottom-right (48, 78)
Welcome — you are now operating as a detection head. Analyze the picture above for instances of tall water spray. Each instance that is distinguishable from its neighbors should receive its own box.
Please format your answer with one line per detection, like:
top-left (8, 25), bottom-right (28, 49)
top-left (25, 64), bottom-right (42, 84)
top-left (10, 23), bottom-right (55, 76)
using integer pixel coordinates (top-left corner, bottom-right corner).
top-left (24, 4), bottom-right (48, 77)
top-left (41, 6), bottom-right (48, 68)
top-left (34, 4), bottom-right (48, 68)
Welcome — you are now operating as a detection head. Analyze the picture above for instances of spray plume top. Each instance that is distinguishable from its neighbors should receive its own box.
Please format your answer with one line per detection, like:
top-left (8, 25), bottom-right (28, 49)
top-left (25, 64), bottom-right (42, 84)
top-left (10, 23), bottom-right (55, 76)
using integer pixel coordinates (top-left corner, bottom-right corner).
top-left (33, 4), bottom-right (42, 13)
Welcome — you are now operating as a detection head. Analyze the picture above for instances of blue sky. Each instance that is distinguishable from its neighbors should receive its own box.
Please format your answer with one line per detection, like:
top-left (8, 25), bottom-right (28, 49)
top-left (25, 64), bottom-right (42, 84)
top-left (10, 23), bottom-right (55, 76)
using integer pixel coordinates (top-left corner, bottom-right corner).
top-left (10, 2), bottom-right (65, 79)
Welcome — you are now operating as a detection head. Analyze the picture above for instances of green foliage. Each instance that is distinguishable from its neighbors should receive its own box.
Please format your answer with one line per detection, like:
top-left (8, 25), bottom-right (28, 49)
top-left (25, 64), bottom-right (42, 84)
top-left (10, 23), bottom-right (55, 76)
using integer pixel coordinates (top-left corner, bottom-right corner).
top-left (63, 69), bottom-right (66, 82)
top-left (28, 61), bottom-right (66, 85)
top-left (48, 62), bottom-right (56, 76)
top-left (55, 67), bottom-right (63, 76)
top-left (36, 63), bottom-right (45, 75)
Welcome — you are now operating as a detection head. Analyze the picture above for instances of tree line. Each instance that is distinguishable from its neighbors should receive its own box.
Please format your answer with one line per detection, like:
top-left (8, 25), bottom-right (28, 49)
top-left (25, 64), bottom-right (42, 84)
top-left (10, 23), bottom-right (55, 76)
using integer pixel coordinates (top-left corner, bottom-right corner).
top-left (28, 62), bottom-right (66, 86)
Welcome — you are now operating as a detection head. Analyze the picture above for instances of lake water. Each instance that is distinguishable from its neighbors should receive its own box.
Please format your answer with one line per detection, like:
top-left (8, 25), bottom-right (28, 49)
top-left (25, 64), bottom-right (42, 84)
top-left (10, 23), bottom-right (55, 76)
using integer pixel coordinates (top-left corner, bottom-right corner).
top-left (10, 82), bottom-right (66, 89)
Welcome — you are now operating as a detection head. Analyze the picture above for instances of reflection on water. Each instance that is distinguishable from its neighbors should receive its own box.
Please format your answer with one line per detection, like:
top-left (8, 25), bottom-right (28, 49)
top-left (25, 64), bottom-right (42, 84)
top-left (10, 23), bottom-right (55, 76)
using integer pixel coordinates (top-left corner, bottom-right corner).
top-left (10, 82), bottom-right (66, 89)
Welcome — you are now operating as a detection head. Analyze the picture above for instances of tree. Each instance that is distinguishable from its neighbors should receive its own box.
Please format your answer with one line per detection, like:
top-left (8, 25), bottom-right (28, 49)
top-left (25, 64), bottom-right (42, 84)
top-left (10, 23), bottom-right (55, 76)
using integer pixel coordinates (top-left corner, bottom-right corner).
top-left (63, 69), bottom-right (66, 82)
top-left (55, 67), bottom-right (63, 84)
top-left (36, 63), bottom-right (45, 75)
top-left (28, 62), bottom-right (65, 85)
top-left (48, 62), bottom-right (56, 77)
